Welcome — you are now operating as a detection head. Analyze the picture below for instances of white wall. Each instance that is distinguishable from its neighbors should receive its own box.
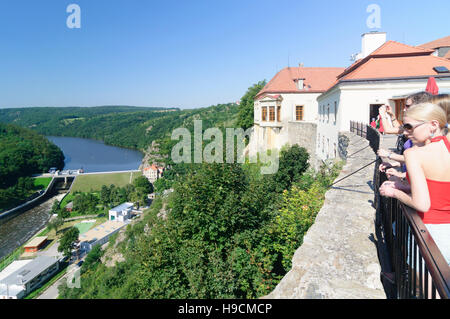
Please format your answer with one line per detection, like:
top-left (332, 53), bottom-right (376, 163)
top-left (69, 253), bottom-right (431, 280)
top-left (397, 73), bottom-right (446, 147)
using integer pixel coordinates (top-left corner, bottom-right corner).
top-left (316, 77), bottom-right (450, 161)
top-left (254, 92), bottom-right (321, 125)
top-left (251, 92), bottom-right (321, 155)
top-left (316, 87), bottom-right (341, 160)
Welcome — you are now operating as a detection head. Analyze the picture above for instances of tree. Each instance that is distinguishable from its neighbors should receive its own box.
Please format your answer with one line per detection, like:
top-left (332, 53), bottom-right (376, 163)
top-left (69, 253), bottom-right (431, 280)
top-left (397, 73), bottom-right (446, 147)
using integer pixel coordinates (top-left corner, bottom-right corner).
top-left (58, 227), bottom-right (80, 258)
top-left (51, 200), bottom-right (60, 214)
top-left (48, 216), bottom-right (64, 235)
top-left (269, 145), bottom-right (310, 193)
top-left (133, 175), bottom-right (153, 194)
top-left (153, 177), bottom-right (169, 193)
top-left (73, 192), bottom-right (98, 214)
top-left (58, 207), bottom-right (70, 219)
top-left (81, 244), bottom-right (103, 274)
top-left (237, 80), bottom-right (267, 131)
top-left (100, 185), bottom-right (111, 206)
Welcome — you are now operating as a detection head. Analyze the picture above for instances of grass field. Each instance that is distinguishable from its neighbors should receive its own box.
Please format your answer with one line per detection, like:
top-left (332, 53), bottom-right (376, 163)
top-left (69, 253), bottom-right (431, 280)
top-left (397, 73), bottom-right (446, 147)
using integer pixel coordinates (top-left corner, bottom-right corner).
top-left (70, 171), bottom-right (142, 193)
top-left (33, 177), bottom-right (52, 190)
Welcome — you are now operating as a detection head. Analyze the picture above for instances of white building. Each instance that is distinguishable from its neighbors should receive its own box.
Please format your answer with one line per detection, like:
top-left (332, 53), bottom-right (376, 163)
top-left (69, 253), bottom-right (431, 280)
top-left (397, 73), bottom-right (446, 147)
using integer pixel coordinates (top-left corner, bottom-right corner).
top-left (143, 164), bottom-right (164, 183)
top-left (316, 33), bottom-right (450, 161)
top-left (248, 66), bottom-right (345, 161)
top-left (109, 202), bottom-right (134, 222)
top-left (0, 256), bottom-right (59, 299)
top-left (79, 220), bottom-right (127, 253)
top-left (248, 33), bottom-right (450, 163)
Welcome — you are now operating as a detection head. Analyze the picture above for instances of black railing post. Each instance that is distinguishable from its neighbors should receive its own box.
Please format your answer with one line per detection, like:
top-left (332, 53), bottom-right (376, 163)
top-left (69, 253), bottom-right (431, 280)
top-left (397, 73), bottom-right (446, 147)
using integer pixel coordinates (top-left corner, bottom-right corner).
top-left (375, 169), bottom-right (450, 299)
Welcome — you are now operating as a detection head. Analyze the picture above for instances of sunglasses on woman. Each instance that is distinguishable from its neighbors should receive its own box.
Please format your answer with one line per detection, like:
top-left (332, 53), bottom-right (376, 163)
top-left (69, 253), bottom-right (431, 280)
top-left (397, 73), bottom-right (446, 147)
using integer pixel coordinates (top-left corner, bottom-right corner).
top-left (402, 121), bottom-right (426, 131)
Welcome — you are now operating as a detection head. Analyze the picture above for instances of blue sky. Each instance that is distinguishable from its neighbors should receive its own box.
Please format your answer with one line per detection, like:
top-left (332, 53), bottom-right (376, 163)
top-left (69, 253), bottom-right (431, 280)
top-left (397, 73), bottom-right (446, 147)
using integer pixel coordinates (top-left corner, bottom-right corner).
top-left (0, 0), bottom-right (449, 109)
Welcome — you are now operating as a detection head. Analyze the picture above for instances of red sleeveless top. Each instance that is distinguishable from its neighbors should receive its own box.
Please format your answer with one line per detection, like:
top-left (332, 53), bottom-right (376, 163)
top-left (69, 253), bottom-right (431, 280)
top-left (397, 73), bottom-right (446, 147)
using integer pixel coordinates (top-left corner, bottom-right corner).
top-left (407, 136), bottom-right (450, 224)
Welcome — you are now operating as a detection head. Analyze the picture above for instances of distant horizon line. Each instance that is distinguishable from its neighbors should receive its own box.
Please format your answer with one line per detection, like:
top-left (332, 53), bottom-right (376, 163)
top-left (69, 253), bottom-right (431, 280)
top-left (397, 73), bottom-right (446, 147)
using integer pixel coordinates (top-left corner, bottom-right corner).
top-left (0, 102), bottom-right (239, 111)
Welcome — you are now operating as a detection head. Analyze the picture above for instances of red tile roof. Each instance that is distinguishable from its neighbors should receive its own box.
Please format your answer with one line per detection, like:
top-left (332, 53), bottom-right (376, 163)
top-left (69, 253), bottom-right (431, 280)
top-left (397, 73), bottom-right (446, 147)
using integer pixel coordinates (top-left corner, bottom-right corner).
top-left (256, 38), bottom-right (450, 99)
top-left (335, 41), bottom-right (450, 83)
top-left (337, 41), bottom-right (435, 80)
top-left (143, 164), bottom-right (161, 171)
top-left (419, 36), bottom-right (450, 50)
top-left (370, 40), bottom-right (434, 56)
top-left (255, 67), bottom-right (345, 99)
top-left (341, 55), bottom-right (450, 80)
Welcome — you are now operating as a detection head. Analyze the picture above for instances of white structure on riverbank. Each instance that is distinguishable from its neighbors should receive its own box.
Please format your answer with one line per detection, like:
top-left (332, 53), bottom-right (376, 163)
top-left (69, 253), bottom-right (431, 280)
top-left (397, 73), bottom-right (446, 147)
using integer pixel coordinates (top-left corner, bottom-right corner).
top-left (0, 256), bottom-right (59, 299)
top-left (79, 220), bottom-right (127, 253)
top-left (109, 202), bottom-right (134, 222)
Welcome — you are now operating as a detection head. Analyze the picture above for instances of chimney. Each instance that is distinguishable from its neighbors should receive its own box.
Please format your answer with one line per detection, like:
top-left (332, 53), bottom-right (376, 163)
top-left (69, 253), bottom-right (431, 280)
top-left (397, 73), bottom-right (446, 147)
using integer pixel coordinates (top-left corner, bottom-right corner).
top-left (360, 32), bottom-right (386, 58)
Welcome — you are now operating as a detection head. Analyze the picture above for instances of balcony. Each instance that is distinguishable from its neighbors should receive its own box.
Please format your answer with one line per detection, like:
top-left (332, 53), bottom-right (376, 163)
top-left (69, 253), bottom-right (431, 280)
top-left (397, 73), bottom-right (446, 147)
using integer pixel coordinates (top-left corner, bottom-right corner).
top-left (257, 120), bottom-right (283, 128)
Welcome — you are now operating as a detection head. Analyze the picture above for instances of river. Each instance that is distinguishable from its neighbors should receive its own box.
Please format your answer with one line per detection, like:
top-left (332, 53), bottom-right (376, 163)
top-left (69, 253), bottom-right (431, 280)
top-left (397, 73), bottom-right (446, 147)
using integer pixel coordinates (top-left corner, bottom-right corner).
top-left (0, 194), bottom-right (65, 260)
top-left (0, 136), bottom-right (144, 260)
top-left (47, 136), bottom-right (143, 173)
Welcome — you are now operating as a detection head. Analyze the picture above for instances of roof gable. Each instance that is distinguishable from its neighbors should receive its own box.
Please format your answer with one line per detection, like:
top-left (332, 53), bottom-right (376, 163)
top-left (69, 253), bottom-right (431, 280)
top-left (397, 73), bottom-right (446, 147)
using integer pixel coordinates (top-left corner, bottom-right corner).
top-left (341, 55), bottom-right (450, 81)
top-left (420, 35), bottom-right (450, 50)
top-left (337, 41), bottom-right (435, 80)
top-left (370, 40), bottom-right (434, 56)
top-left (256, 67), bottom-right (345, 98)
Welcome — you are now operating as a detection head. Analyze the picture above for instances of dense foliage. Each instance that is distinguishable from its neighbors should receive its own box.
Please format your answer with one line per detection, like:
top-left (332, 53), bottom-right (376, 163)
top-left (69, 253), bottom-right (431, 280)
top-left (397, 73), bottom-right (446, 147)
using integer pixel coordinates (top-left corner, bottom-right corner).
top-left (59, 146), bottom-right (342, 299)
top-left (61, 180), bottom-right (152, 217)
top-left (0, 123), bottom-right (64, 210)
top-left (1, 86), bottom-right (343, 299)
top-left (58, 227), bottom-right (80, 258)
top-left (0, 104), bottom-right (239, 161)
top-left (237, 81), bottom-right (266, 131)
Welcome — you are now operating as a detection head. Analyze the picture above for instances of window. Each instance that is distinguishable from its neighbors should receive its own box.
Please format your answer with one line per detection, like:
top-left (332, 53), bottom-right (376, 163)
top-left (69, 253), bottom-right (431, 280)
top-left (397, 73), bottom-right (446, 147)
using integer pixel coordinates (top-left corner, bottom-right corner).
top-left (327, 105), bottom-right (330, 123)
top-left (296, 106), bottom-right (304, 121)
top-left (269, 106), bottom-right (275, 122)
top-left (334, 101), bottom-right (337, 125)
top-left (277, 106), bottom-right (281, 122)
top-left (327, 138), bottom-right (330, 158)
top-left (262, 107), bottom-right (267, 121)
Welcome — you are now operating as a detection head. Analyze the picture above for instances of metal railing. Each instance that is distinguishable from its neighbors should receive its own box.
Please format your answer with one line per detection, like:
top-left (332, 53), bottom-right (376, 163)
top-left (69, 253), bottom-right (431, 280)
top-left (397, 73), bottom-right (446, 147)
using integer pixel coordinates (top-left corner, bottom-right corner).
top-left (350, 120), bottom-right (450, 299)
top-left (350, 121), bottom-right (380, 155)
top-left (350, 120), bottom-right (368, 138)
top-left (376, 169), bottom-right (450, 299)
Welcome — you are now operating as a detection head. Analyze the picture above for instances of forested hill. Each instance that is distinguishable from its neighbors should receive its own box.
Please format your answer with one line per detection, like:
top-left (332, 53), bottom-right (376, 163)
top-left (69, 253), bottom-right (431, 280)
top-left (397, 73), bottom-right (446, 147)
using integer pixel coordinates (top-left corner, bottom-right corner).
top-left (0, 123), bottom-right (65, 210)
top-left (0, 104), bottom-right (239, 155)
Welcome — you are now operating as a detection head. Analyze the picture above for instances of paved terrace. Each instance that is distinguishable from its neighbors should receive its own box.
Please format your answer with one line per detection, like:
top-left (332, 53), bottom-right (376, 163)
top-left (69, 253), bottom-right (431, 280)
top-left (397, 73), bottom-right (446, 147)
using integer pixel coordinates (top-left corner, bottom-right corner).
top-left (265, 133), bottom-right (397, 299)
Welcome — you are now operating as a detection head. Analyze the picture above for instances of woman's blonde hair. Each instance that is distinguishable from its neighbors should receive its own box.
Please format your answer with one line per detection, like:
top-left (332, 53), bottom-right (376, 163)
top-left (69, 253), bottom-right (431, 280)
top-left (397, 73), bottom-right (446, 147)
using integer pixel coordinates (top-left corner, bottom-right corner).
top-left (405, 102), bottom-right (449, 137)
top-left (429, 94), bottom-right (450, 123)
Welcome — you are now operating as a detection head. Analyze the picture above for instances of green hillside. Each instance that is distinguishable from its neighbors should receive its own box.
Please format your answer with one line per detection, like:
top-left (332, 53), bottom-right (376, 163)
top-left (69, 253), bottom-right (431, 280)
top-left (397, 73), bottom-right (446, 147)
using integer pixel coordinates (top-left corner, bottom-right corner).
top-left (0, 123), bottom-right (64, 210)
top-left (0, 104), bottom-right (239, 160)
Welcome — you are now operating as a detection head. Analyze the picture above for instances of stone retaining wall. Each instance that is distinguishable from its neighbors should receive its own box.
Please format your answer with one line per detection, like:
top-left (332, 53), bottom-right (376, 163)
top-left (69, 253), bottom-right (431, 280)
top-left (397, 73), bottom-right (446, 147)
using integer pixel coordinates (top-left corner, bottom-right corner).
top-left (264, 132), bottom-right (386, 299)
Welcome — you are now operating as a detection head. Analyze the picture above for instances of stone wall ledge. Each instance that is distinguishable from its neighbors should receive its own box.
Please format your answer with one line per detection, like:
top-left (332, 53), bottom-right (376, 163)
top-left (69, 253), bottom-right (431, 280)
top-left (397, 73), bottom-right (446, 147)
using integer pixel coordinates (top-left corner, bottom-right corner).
top-left (265, 132), bottom-right (386, 299)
